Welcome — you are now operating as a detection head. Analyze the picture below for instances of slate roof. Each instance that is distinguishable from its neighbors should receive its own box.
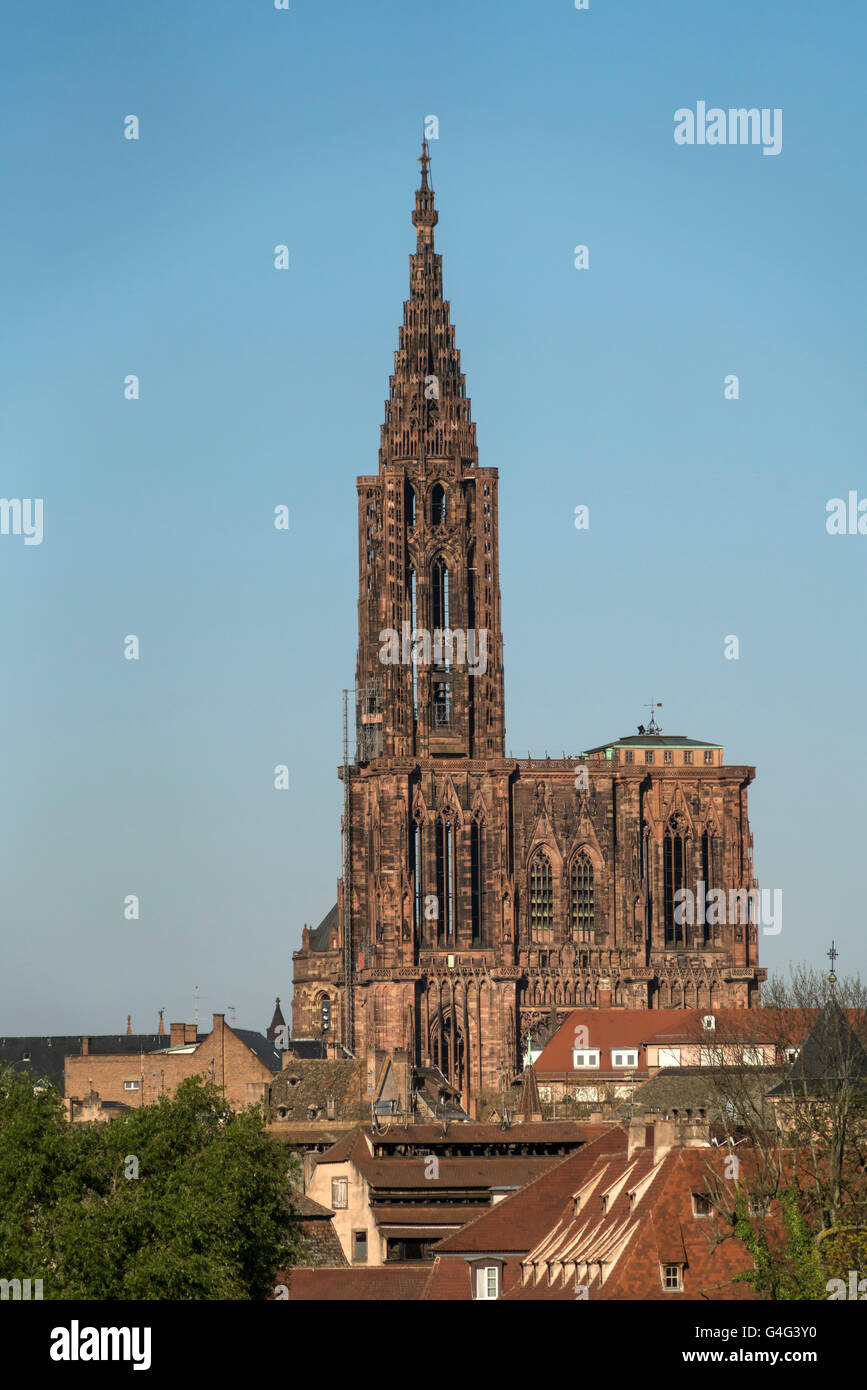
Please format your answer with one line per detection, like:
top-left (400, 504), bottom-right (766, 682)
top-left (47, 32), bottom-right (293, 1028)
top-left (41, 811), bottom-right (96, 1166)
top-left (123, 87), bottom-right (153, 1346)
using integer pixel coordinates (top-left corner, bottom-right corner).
top-left (583, 735), bottom-right (721, 752)
top-left (231, 1030), bottom-right (283, 1072)
top-left (766, 999), bottom-right (867, 1097)
top-left (612, 1066), bottom-right (785, 1123)
top-left (0, 1034), bottom-right (170, 1093)
top-left (308, 902), bottom-right (339, 953)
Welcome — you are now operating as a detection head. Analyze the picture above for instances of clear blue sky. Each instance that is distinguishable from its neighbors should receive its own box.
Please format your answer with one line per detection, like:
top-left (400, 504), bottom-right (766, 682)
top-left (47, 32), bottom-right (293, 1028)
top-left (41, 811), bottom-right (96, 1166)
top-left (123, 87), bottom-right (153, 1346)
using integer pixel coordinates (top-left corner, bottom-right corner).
top-left (1, 1), bottom-right (865, 1035)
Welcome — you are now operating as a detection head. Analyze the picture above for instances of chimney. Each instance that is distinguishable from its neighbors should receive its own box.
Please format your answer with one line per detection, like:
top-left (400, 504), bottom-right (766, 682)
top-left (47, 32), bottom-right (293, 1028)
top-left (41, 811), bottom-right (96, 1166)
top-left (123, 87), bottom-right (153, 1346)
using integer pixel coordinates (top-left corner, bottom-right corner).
top-left (126, 1014), bottom-right (132, 1036)
top-left (81, 1036), bottom-right (90, 1056)
top-left (653, 1117), bottom-right (677, 1164)
top-left (158, 1009), bottom-right (166, 1037)
top-left (185, 1023), bottom-right (198, 1044)
top-left (170, 1022), bottom-right (185, 1047)
top-left (597, 976), bottom-right (612, 1009)
top-left (627, 1117), bottom-right (646, 1158)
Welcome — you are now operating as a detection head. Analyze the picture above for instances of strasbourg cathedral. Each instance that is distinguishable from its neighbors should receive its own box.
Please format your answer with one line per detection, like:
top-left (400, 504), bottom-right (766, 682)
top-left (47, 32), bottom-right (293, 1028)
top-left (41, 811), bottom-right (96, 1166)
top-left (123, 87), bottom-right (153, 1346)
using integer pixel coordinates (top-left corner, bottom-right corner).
top-left (291, 143), bottom-right (766, 1102)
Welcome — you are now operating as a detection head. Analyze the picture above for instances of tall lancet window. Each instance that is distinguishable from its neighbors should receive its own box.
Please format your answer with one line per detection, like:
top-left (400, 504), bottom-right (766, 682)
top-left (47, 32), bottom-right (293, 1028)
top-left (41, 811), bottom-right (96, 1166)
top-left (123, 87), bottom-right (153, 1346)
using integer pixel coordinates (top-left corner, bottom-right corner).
top-left (409, 567), bottom-right (418, 721)
top-left (432, 559), bottom-right (450, 634)
top-left (431, 483), bottom-right (446, 526)
top-left (412, 819), bottom-right (424, 933)
top-left (470, 819), bottom-right (483, 944)
top-left (529, 849), bottom-right (554, 942)
top-left (664, 824), bottom-right (686, 946)
top-left (570, 854), bottom-right (594, 941)
top-left (404, 480), bottom-right (417, 530)
top-left (436, 819), bottom-right (456, 941)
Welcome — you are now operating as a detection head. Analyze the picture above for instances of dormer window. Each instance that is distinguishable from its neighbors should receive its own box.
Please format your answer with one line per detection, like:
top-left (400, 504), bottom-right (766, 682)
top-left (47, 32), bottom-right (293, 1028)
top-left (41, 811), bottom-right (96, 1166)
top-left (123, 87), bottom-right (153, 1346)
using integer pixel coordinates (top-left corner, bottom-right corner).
top-left (692, 1192), bottom-right (713, 1217)
top-left (572, 1049), bottom-right (600, 1069)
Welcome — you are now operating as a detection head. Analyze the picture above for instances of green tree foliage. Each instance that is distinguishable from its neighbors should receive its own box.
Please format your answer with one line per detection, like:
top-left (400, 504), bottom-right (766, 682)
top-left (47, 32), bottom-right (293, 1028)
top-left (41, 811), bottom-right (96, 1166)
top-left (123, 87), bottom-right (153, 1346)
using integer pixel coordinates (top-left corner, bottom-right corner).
top-left (0, 1070), bottom-right (302, 1299)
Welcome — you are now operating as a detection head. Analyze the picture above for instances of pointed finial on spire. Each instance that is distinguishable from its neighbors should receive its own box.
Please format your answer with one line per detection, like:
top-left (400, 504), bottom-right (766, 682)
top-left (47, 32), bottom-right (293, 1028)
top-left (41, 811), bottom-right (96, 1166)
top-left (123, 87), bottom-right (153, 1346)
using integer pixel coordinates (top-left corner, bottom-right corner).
top-left (412, 136), bottom-right (438, 248)
top-left (827, 940), bottom-right (838, 989)
top-left (418, 135), bottom-right (431, 190)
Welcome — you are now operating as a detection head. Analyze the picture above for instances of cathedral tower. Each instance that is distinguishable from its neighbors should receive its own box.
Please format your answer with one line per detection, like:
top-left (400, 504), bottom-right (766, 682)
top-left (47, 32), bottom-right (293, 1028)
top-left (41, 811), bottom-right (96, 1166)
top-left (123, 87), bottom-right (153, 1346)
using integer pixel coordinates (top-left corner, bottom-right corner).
top-left (291, 146), bottom-right (765, 1102)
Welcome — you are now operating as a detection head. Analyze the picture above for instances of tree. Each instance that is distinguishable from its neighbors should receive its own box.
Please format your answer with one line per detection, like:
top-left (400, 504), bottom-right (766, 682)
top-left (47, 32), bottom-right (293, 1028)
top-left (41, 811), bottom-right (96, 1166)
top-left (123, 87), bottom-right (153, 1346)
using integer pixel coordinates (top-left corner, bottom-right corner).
top-left (0, 1071), bottom-right (303, 1299)
top-left (697, 964), bottom-right (867, 1298)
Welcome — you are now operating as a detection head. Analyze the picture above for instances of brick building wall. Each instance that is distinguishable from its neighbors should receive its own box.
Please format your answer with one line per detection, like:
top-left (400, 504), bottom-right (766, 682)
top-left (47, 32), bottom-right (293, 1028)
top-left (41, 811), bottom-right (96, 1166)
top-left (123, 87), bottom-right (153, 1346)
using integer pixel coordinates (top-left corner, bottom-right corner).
top-left (65, 1014), bottom-right (275, 1113)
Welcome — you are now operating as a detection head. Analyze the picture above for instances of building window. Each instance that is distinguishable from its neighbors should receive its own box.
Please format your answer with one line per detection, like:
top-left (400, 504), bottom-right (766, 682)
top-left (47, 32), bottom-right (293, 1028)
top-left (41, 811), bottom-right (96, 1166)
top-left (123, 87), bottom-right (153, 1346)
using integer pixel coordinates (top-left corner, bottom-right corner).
top-left (436, 820), bottom-right (456, 940)
top-left (475, 1265), bottom-right (498, 1300)
top-left (663, 750), bottom-right (673, 764)
top-left (432, 559), bottom-right (450, 634)
top-left (332, 1178), bottom-right (348, 1209)
top-left (624, 749), bottom-right (634, 763)
top-left (409, 567), bottom-right (418, 721)
top-left (692, 1192), bottom-right (713, 1217)
top-left (123, 1080), bottom-right (140, 1091)
top-left (644, 750), bottom-right (654, 764)
top-left (404, 481), bottom-right (416, 529)
top-left (663, 828), bottom-right (685, 945)
top-left (612, 1050), bottom-right (638, 1068)
top-left (353, 1231), bottom-right (368, 1264)
top-left (683, 750), bottom-right (693, 765)
top-left (528, 849), bottom-right (554, 941)
top-left (470, 820), bottom-right (482, 944)
top-left (570, 854), bottom-right (594, 941)
top-left (661, 1263), bottom-right (683, 1291)
top-left (433, 679), bottom-right (451, 727)
top-left (703, 750), bottom-right (714, 764)
top-left (431, 483), bottom-right (446, 526)
top-left (657, 1047), bottom-right (682, 1067)
top-left (572, 1049), bottom-right (600, 1069)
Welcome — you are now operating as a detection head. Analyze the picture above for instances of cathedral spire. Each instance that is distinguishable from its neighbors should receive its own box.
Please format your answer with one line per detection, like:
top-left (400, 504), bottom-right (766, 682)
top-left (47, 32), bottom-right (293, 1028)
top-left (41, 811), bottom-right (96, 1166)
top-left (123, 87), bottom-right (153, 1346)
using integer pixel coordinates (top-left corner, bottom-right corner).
top-left (412, 137), bottom-right (437, 250)
top-left (380, 143), bottom-right (477, 470)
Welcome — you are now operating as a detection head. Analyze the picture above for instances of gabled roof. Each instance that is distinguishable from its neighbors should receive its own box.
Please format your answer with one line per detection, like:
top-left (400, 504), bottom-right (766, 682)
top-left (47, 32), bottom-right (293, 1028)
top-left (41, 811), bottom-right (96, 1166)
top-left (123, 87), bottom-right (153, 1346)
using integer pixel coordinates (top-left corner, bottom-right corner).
top-left (766, 999), bottom-right (867, 1097)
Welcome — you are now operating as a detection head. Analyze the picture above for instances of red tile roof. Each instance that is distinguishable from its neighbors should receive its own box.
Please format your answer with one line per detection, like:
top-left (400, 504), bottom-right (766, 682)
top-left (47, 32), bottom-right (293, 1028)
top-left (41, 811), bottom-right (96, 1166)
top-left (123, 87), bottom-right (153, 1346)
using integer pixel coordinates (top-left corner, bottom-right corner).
top-left (432, 1127), bottom-right (626, 1255)
top-left (284, 1267), bottom-right (430, 1300)
top-left (535, 1008), bottom-right (779, 1076)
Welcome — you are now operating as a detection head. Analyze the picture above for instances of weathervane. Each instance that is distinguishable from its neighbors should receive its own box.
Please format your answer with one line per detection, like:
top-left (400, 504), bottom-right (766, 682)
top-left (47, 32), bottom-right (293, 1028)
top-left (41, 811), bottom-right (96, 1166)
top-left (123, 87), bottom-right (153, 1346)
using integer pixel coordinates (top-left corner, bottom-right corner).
top-left (638, 701), bottom-right (662, 736)
top-left (827, 940), bottom-right (838, 988)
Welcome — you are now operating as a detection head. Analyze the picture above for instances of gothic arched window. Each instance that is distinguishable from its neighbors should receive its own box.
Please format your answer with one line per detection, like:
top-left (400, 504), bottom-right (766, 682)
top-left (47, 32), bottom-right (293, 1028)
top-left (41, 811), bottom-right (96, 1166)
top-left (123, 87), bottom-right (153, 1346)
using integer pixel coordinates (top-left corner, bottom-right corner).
top-left (470, 819), bottom-right (482, 944)
top-left (409, 566), bottom-right (418, 721)
top-left (528, 849), bottom-right (553, 942)
top-left (570, 854), bottom-right (594, 941)
top-left (404, 481), bottom-right (417, 530)
top-left (431, 483), bottom-right (446, 526)
top-left (436, 819), bottom-right (456, 940)
top-left (432, 558), bottom-right (449, 632)
top-left (664, 827), bottom-right (686, 945)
